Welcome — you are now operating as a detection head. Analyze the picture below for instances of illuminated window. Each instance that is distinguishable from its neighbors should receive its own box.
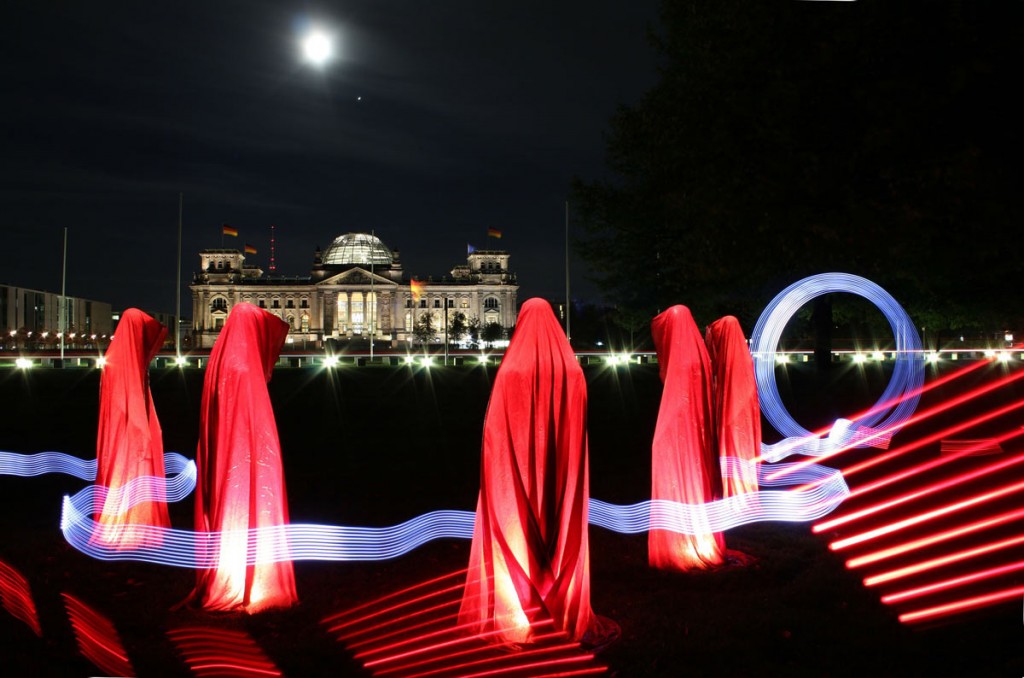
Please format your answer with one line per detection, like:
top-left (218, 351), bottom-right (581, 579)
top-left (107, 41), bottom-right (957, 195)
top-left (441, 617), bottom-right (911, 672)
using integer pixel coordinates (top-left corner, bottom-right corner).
top-left (338, 295), bottom-right (348, 327)
top-left (351, 292), bottom-right (364, 327)
top-left (483, 297), bottom-right (499, 310)
top-left (460, 298), bottom-right (469, 309)
top-left (211, 298), bottom-right (228, 313)
top-left (301, 313), bottom-right (309, 332)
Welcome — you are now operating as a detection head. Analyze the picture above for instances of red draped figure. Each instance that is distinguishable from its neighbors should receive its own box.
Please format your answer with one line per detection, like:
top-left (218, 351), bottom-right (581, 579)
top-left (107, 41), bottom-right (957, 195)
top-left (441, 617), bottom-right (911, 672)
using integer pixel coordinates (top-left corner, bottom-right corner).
top-left (459, 298), bottom-right (612, 646)
top-left (649, 305), bottom-right (727, 570)
top-left (184, 303), bottom-right (297, 613)
top-left (705, 316), bottom-right (761, 498)
top-left (93, 308), bottom-right (170, 547)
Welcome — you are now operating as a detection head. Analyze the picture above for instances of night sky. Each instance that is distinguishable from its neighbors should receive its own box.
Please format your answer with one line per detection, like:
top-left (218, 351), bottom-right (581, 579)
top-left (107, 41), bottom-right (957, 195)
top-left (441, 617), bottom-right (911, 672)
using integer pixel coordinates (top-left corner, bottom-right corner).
top-left (1, 1), bottom-right (660, 317)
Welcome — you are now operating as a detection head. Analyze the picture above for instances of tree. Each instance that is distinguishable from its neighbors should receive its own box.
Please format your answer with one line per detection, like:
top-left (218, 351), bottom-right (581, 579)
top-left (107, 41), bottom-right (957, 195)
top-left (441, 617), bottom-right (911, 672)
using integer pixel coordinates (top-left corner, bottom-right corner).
top-left (448, 312), bottom-right (468, 345)
top-left (481, 322), bottom-right (505, 346)
top-left (573, 0), bottom-right (1023, 339)
top-left (467, 315), bottom-right (482, 346)
top-left (413, 311), bottom-right (435, 347)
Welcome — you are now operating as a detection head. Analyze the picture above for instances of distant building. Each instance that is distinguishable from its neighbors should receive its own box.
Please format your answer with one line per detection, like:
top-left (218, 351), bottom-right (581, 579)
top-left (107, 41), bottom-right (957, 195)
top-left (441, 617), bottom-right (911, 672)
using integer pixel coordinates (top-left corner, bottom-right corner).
top-left (0, 283), bottom-right (112, 348)
top-left (190, 232), bottom-right (519, 349)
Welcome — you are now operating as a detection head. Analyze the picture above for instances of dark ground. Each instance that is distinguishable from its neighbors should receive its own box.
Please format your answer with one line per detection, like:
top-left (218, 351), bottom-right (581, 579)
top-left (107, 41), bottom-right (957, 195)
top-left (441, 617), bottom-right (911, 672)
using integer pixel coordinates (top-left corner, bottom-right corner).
top-left (1, 358), bottom-right (1022, 676)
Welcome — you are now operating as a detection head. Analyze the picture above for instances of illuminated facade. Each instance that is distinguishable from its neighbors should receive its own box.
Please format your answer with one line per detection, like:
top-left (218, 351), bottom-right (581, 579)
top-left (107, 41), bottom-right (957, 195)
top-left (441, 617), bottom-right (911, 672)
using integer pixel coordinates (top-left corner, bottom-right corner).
top-left (0, 283), bottom-right (113, 344)
top-left (190, 233), bottom-right (518, 349)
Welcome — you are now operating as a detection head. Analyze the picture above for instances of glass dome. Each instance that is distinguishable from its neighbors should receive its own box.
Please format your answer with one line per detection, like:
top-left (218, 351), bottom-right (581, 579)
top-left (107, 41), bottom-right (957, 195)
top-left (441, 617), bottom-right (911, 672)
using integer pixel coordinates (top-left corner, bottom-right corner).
top-left (321, 233), bottom-right (393, 266)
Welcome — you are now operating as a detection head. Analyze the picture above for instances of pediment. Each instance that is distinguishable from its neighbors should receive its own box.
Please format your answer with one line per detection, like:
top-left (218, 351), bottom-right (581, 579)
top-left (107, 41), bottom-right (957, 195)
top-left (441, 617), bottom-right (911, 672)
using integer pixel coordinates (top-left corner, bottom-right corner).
top-left (317, 267), bottom-right (399, 287)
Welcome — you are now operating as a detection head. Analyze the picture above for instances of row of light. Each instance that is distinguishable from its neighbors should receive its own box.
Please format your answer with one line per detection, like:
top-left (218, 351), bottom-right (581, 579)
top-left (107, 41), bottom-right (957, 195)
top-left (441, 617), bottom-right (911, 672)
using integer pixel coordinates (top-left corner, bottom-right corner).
top-left (6, 331), bottom-right (105, 340)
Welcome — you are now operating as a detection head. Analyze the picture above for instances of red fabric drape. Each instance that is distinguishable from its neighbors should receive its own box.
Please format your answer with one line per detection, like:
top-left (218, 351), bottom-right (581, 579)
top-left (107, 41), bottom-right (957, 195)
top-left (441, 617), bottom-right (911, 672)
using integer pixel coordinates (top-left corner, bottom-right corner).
top-left (185, 303), bottom-right (297, 613)
top-left (649, 305), bottom-right (726, 571)
top-left (93, 308), bottom-right (170, 547)
top-left (705, 316), bottom-right (761, 497)
top-left (459, 299), bottom-right (599, 644)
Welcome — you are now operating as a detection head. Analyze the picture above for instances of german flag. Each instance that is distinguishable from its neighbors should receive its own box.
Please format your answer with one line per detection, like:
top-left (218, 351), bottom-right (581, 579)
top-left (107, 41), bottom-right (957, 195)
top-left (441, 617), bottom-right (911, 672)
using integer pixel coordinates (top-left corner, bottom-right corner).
top-left (222, 224), bottom-right (238, 237)
top-left (487, 227), bottom-right (502, 239)
top-left (410, 279), bottom-right (425, 302)
top-left (244, 244), bottom-right (257, 255)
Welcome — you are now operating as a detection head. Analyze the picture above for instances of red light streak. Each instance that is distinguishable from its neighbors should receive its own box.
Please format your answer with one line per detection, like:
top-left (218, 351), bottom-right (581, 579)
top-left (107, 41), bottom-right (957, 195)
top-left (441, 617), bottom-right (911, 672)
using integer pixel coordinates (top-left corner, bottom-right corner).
top-left (838, 395), bottom-right (1024, 481)
top-left (362, 616), bottom-right (550, 666)
top-left (323, 568), bottom-right (606, 677)
top-left (864, 533), bottom-right (1024, 586)
top-left (816, 446), bottom-right (1024, 534)
top-left (897, 585), bottom-right (1024, 624)
top-left (846, 506), bottom-right (1024, 568)
top-left (758, 358), bottom-right (992, 470)
top-left (378, 632), bottom-right (569, 677)
top-left (881, 560), bottom-right (1024, 604)
top-left (0, 558), bottom-right (41, 636)
top-left (323, 569), bottom-right (467, 632)
top-left (168, 626), bottom-right (282, 677)
top-left (830, 478), bottom-right (1024, 551)
top-left (61, 592), bottom-right (134, 677)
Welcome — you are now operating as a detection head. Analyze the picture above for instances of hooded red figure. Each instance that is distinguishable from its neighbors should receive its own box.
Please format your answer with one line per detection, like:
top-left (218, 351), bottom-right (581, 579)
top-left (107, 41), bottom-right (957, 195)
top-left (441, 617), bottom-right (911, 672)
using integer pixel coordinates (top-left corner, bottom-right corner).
top-left (184, 303), bottom-right (297, 613)
top-left (649, 305), bottom-right (727, 570)
top-left (459, 298), bottom-right (610, 645)
top-left (705, 316), bottom-right (761, 497)
top-left (93, 308), bottom-right (170, 547)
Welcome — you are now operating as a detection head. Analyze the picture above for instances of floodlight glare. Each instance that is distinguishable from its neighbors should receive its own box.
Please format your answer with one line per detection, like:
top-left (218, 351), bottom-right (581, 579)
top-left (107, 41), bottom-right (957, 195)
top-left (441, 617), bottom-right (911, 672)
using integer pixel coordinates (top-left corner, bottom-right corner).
top-left (95, 357), bottom-right (106, 369)
top-left (15, 358), bottom-right (33, 369)
top-left (175, 356), bottom-right (188, 367)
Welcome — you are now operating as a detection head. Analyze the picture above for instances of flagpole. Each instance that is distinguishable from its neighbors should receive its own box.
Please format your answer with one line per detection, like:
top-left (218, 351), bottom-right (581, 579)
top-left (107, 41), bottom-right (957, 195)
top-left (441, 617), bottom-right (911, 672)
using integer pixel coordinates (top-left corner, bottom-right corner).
top-left (565, 200), bottom-right (571, 343)
top-left (176, 193), bottom-right (183, 359)
top-left (374, 229), bottom-right (378, 360)
top-left (60, 227), bottom-right (67, 362)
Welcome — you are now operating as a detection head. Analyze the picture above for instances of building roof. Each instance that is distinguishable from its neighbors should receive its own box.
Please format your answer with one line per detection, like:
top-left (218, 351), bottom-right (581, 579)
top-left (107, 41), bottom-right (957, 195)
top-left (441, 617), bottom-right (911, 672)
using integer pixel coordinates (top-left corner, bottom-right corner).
top-left (322, 233), bottom-right (393, 267)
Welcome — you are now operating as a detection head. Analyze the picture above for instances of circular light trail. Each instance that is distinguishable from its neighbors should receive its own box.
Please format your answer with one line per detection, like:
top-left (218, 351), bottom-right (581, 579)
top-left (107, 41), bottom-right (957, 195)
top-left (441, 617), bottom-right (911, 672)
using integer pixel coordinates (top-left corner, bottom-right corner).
top-left (750, 273), bottom-right (924, 461)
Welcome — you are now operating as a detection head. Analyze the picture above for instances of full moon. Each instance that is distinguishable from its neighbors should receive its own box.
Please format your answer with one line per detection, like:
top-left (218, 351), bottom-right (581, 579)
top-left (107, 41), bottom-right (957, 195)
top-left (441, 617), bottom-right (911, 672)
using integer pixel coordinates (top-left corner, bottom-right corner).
top-left (301, 30), bottom-right (334, 66)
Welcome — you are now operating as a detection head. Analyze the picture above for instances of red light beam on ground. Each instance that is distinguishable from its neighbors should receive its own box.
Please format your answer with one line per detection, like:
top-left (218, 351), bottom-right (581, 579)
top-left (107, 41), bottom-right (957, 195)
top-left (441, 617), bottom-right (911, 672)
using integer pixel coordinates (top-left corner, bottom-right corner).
top-left (61, 592), bottom-right (134, 677)
top-left (168, 626), bottom-right (282, 677)
top-left (881, 560), bottom-right (1024, 604)
top-left (863, 533), bottom-right (1024, 586)
top-left (846, 506), bottom-right (1024, 568)
top-left (816, 446), bottom-right (1024, 534)
top-left (828, 478), bottom-right (1024, 551)
top-left (897, 585), bottom-right (1024, 624)
top-left (0, 558), bottom-right (41, 637)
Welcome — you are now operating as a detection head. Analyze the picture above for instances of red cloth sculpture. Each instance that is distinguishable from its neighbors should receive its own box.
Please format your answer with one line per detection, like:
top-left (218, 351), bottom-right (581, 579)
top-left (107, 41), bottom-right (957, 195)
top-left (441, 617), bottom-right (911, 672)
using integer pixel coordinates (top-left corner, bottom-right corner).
top-left (705, 316), bottom-right (761, 497)
top-left (649, 305), bottom-right (727, 570)
top-left (184, 303), bottom-right (297, 613)
top-left (459, 299), bottom-right (611, 646)
top-left (93, 308), bottom-right (170, 547)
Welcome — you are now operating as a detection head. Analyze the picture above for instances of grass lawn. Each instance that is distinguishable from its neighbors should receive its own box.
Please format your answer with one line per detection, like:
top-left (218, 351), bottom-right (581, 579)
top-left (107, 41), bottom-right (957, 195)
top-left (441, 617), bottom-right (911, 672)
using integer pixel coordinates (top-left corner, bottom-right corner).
top-left (1, 360), bottom-right (1021, 676)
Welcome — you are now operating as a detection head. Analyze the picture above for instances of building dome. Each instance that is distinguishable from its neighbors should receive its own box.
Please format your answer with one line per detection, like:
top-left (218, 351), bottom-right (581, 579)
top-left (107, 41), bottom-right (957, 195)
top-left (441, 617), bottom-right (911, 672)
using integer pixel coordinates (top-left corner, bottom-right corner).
top-left (321, 233), bottom-right (393, 267)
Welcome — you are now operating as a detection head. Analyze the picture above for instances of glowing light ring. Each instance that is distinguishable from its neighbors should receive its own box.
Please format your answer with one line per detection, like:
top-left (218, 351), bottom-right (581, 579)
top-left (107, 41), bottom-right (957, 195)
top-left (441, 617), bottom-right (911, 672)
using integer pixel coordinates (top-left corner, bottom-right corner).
top-left (750, 273), bottom-right (923, 461)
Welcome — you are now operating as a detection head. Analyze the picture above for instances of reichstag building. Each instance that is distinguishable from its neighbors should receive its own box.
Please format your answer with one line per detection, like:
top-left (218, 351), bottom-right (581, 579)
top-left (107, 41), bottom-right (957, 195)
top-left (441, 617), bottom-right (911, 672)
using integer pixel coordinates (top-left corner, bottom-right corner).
top-left (190, 233), bottom-right (518, 349)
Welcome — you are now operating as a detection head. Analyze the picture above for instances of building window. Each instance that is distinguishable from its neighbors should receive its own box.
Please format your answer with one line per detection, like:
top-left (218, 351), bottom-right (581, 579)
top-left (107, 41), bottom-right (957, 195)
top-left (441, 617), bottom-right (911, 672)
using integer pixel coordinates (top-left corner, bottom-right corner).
top-left (419, 299), bottom-right (427, 308)
top-left (272, 299), bottom-right (280, 309)
top-left (286, 299), bottom-right (295, 309)
top-left (405, 299), bottom-right (412, 309)
top-left (446, 299), bottom-right (454, 308)
top-left (300, 299), bottom-right (309, 309)
top-left (433, 299), bottom-right (441, 308)
top-left (301, 313), bottom-right (309, 333)
top-left (460, 298), bottom-right (469, 309)
top-left (258, 299), bottom-right (266, 308)
top-left (211, 297), bottom-right (228, 313)
top-left (483, 297), bottom-right (499, 310)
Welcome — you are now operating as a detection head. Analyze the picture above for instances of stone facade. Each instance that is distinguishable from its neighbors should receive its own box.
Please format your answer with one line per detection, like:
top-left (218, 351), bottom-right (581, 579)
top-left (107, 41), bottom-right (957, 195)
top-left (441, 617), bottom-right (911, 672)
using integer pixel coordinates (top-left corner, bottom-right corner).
top-left (190, 233), bottom-right (518, 349)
